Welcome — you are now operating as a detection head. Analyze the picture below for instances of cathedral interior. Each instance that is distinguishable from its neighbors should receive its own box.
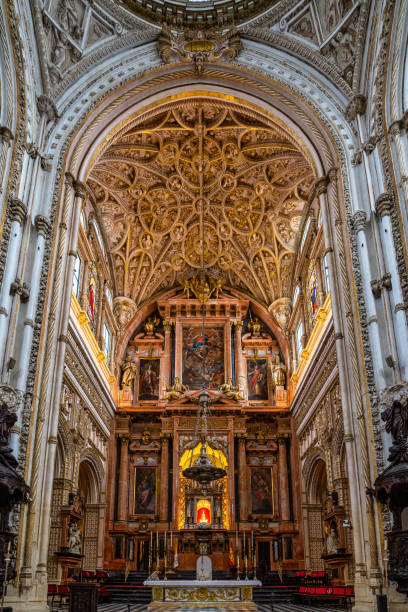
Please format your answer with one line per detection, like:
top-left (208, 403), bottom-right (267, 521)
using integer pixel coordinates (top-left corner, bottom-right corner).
top-left (1, 1), bottom-right (408, 611)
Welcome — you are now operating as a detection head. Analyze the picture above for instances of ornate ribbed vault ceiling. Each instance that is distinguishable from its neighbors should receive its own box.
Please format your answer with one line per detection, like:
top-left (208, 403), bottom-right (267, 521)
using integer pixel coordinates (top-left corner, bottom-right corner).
top-left (87, 96), bottom-right (316, 308)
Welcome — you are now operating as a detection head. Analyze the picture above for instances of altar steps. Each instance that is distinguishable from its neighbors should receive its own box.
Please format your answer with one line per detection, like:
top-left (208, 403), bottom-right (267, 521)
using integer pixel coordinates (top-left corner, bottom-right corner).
top-left (104, 571), bottom-right (152, 604)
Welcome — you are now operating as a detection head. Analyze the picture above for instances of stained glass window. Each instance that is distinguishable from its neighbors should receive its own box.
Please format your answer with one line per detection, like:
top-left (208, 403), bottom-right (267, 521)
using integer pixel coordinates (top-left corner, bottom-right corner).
top-left (308, 262), bottom-right (318, 320)
top-left (87, 263), bottom-right (99, 332)
top-left (72, 253), bottom-right (81, 298)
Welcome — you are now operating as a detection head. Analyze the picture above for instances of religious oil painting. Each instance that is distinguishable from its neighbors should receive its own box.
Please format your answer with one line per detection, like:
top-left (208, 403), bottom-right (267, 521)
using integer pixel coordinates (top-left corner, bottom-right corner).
top-left (87, 262), bottom-right (99, 333)
top-left (139, 359), bottom-right (160, 400)
top-left (247, 359), bottom-right (268, 400)
top-left (308, 261), bottom-right (318, 320)
top-left (251, 467), bottom-right (273, 515)
top-left (182, 326), bottom-right (224, 390)
top-left (134, 467), bottom-right (156, 515)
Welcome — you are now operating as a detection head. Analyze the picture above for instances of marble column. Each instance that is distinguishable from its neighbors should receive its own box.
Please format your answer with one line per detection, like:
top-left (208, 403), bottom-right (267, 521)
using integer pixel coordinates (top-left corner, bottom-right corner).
top-left (159, 436), bottom-right (169, 521)
top-left (238, 436), bottom-right (249, 521)
top-left (233, 322), bottom-right (246, 398)
top-left (161, 321), bottom-right (172, 395)
top-left (278, 437), bottom-right (290, 521)
top-left (117, 435), bottom-right (130, 522)
top-left (0, 199), bottom-right (27, 360)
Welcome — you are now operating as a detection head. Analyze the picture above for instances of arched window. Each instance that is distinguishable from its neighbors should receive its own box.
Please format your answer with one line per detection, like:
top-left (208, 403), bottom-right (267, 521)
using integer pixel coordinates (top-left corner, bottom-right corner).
top-left (105, 286), bottom-right (113, 310)
top-left (103, 323), bottom-right (111, 362)
top-left (72, 253), bottom-right (81, 298)
top-left (322, 254), bottom-right (330, 294)
top-left (93, 221), bottom-right (106, 255)
top-left (296, 321), bottom-right (303, 362)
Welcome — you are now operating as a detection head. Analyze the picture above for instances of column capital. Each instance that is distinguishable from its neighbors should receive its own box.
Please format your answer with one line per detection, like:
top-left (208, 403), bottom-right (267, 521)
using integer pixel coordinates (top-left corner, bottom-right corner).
top-left (37, 94), bottom-right (59, 122)
top-left (9, 198), bottom-right (27, 224)
top-left (314, 176), bottom-right (329, 197)
top-left (231, 320), bottom-right (243, 332)
top-left (352, 210), bottom-right (368, 233)
top-left (120, 434), bottom-right (130, 446)
top-left (375, 192), bottom-right (393, 218)
top-left (0, 126), bottom-right (14, 144)
top-left (35, 214), bottom-right (51, 238)
top-left (345, 94), bottom-right (367, 122)
top-left (163, 320), bottom-right (173, 333)
top-left (278, 437), bottom-right (287, 446)
top-left (65, 172), bottom-right (88, 199)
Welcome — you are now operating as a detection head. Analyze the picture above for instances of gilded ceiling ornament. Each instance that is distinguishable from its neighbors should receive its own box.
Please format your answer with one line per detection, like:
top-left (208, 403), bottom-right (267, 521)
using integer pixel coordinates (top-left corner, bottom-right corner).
top-left (179, 275), bottom-right (226, 301)
top-left (87, 99), bottom-right (315, 309)
top-left (157, 27), bottom-right (242, 75)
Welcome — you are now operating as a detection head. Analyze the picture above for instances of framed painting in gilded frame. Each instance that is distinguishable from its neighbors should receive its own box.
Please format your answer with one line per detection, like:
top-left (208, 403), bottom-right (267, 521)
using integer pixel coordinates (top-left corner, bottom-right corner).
top-left (182, 325), bottom-right (224, 390)
top-left (251, 467), bottom-right (274, 515)
top-left (247, 358), bottom-right (268, 400)
top-left (134, 467), bottom-right (157, 515)
top-left (139, 358), bottom-right (160, 400)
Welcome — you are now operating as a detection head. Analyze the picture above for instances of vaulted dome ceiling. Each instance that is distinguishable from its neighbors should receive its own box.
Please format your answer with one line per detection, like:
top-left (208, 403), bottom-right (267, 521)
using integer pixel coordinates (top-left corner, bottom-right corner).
top-left (121, 0), bottom-right (279, 29)
top-left (87, 95), bottom-right (316, 309)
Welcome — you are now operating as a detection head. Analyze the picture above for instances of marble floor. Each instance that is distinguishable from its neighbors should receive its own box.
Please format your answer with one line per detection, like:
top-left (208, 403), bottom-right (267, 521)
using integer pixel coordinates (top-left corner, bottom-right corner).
top-left (89, 604), bottom-right (342, 612)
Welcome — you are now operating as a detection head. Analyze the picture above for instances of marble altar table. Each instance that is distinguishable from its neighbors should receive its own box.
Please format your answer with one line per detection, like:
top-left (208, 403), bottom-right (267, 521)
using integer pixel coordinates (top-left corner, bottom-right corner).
top-left (144, 579), bottom-right (261, 610)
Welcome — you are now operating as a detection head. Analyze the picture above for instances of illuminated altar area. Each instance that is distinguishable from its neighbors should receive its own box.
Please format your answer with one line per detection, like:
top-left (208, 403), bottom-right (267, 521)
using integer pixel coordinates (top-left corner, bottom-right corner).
top-left (104, 278), bottom-right (300, 577)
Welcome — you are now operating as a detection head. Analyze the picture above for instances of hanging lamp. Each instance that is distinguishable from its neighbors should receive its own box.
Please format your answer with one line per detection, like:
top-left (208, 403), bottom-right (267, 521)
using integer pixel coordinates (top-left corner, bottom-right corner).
top-left (182, 107), bottom-right (226, 487)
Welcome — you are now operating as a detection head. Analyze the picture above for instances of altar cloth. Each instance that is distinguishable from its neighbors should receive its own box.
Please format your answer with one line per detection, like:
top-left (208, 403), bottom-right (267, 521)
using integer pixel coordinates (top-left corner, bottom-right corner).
top-left (144, 579), bottom-right (261, 611)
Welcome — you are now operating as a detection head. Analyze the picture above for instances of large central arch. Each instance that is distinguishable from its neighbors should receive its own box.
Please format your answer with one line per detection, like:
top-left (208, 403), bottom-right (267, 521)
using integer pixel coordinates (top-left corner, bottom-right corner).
top-left (13, 45), bottom-right (384, 611)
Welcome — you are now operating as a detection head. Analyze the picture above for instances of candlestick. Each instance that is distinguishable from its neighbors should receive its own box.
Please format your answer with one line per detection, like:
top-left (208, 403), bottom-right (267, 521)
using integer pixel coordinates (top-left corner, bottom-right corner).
top-left (170, 530), bottom-right (173, 549)
top-left (245, 555), bottom-right (248, 581)
top-left (243, 532), bottom-right (246, 556)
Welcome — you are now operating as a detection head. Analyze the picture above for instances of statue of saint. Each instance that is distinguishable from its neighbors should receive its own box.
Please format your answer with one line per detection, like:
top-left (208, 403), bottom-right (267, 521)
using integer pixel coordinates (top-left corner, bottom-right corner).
top-left (120, 354), bottom-right (137, 389)
top-left (248, 316), bottom-right (262, 336)
top-left (68, 522), bottom-right (81, 554)
top-left (270, 355), bottom-right (286, 388)
top-left (219, 378), bottom-right (244, 401)
top-left (326, 528), bottom-right (338, 555)
top-left (162, 377), bottom-right (189, 400)
top-left (144, 315), bottom-right (160, 337)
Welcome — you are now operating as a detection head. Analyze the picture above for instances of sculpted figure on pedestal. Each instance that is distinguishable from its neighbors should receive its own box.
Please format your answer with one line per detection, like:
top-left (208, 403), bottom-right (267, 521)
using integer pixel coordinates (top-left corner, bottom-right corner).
top-left (121, 354), bottom-right (137, 389)
top-left (67, 522), bottom-right (81, 554)
top-left (270, 355), bottom-right (286, 389)
top-left (219, 378), bottom-right (244, 401)
top-left (326, 528), bottom-right (339, 555)
top-left (163, 377), bottom-right (189, 400)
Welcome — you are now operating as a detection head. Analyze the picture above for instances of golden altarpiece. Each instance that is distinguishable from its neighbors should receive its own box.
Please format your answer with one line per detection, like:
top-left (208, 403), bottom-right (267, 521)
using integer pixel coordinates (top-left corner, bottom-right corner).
top-left (105, 281), bottom-right (302, 574)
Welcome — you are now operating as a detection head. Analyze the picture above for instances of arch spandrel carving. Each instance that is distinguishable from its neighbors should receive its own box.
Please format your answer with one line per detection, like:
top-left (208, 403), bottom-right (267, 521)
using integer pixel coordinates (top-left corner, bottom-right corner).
top-left (86, 96), bottom-right (316, 309)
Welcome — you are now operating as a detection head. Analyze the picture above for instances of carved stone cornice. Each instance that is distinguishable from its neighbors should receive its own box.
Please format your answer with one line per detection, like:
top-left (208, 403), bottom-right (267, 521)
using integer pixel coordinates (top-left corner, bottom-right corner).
top-left (34, 215), bottom-right (51, 238)
top-left (9, 198), bottom-right (27, 224)
top-left (0, 126), bottom-right (14, 144)
top-left (375, 193), bottom-right (392, 218)
top-left (37, 94), bottom-right (58, 122)
top-left (352, 210), bottom-right (368, 233)
top-left (345, 94), bottom-right (367, 122)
